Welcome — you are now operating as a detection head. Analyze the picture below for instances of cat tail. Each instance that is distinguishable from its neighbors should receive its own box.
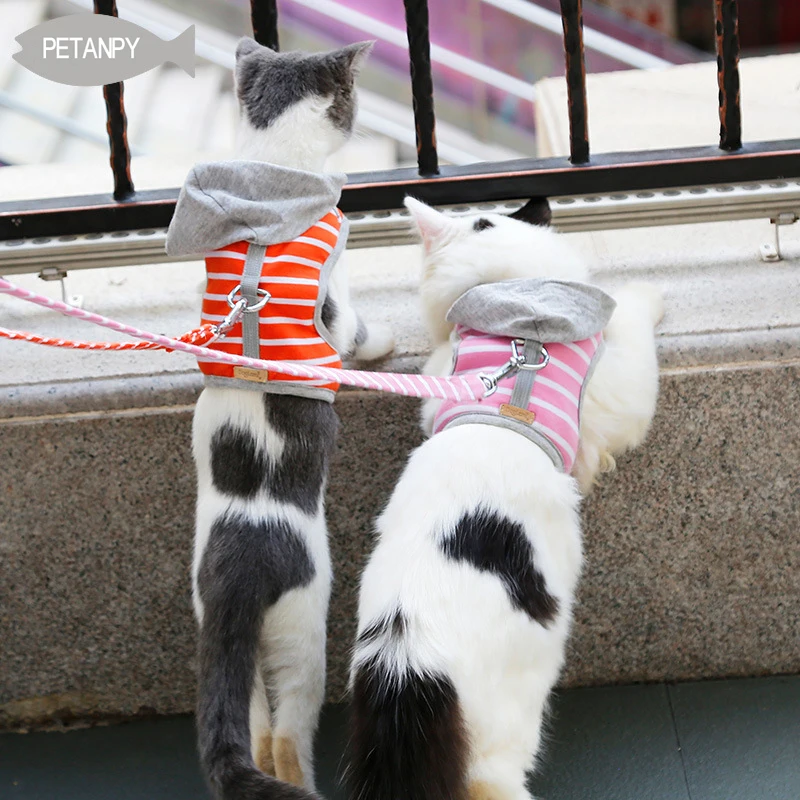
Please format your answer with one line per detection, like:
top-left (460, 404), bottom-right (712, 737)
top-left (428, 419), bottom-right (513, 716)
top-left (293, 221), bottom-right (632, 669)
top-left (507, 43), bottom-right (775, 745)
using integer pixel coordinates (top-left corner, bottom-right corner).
top-left (347, 613), bottom-right (469, 800)
top-left (196, 590), bottom-right (319, 800)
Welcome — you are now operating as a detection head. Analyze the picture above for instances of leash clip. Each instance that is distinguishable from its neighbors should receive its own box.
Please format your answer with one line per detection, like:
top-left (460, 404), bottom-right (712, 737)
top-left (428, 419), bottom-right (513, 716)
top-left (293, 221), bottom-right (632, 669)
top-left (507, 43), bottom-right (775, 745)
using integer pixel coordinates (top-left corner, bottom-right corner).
top-left (479, 339), bottom-right (550, 397)
top-left (213, 298), bottom-right (248, 340)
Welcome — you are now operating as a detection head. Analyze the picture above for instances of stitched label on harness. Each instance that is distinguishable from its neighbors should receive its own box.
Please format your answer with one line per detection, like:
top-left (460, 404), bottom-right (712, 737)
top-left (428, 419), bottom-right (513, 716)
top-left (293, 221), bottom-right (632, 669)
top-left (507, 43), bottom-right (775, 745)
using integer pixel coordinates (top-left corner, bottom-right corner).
top-left (499, 403), bottom-right (536, 424)
top-left (233, 366), bottom-right (269, 383)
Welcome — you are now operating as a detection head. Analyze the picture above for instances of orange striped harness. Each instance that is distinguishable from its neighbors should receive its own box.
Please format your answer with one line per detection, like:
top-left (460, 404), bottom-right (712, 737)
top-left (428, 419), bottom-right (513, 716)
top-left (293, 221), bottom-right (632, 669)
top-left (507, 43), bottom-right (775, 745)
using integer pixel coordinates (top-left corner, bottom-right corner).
top-left (199, 208), bottom-right (344, 400)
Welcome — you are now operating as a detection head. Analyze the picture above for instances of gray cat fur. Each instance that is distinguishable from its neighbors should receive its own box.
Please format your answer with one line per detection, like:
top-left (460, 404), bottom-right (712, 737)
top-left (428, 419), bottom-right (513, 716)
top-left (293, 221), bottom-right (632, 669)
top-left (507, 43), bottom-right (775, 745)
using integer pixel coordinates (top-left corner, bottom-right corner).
top-left (235, 37), bottom-right (373, 133)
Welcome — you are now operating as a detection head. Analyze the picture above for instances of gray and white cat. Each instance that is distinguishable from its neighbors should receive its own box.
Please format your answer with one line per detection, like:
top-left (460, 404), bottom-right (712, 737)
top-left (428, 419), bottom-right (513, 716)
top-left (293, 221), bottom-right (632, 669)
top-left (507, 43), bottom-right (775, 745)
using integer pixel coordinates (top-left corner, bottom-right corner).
top-left (172, 38), bottom-right (393, 800)
top-left (347, 198), bottom-right (663, 800)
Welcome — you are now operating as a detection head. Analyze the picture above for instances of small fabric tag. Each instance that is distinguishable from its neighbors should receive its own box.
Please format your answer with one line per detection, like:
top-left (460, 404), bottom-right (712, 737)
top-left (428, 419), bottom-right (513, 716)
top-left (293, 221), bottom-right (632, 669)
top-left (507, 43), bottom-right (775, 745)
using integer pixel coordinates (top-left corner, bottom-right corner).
top-left (233, 366), bottom-right (269, 383)
top-left (499, 403), bottom-right (536, 424)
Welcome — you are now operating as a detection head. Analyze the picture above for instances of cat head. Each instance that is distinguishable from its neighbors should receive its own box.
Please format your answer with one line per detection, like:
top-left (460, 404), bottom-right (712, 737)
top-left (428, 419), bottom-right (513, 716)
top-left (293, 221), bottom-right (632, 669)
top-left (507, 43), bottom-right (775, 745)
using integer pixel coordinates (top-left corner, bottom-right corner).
top-left (404, 197), bottom-right (589, 344)
top-left (234, 38), bottom-right (374, 168)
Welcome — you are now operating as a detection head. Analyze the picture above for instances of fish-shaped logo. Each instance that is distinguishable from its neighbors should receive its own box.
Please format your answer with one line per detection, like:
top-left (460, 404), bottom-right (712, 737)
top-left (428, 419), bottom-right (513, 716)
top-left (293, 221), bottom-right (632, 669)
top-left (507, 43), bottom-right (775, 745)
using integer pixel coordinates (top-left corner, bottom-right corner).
top-left (13, 13), bottom-right (195, 86)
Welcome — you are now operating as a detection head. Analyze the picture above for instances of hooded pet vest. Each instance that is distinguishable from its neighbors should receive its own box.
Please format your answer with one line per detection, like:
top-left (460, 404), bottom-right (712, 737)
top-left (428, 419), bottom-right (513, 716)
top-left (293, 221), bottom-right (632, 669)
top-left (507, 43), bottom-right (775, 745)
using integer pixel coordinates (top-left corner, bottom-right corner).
top-left (166, 160), bottom-right (348, 402)
top-left (432, 279), bottom-right (616, 473)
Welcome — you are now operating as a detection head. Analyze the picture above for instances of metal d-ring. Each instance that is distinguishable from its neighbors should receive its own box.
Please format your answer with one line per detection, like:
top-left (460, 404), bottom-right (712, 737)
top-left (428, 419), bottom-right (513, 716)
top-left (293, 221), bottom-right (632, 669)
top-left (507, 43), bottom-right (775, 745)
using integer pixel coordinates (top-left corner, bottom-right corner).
top-left (512, 340), bottom-right (550, 371)
top-left (226, 284), bottom-right (270, 313)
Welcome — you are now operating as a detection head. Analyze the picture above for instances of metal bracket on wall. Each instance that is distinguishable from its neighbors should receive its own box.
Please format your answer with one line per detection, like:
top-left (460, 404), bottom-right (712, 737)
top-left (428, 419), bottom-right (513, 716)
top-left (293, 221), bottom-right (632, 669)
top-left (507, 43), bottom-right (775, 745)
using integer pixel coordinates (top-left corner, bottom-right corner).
top-left (38, 266), bottom-right (83, 308)
top-left (760, 211), bottom-right (799, 262)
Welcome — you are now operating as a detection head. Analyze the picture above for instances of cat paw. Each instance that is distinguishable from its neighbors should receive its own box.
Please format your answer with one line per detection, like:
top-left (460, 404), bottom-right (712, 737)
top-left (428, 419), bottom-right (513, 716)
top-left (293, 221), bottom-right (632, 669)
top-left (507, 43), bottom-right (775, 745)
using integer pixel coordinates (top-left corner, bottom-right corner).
top-left (354, 322), bottom-right (395, 362)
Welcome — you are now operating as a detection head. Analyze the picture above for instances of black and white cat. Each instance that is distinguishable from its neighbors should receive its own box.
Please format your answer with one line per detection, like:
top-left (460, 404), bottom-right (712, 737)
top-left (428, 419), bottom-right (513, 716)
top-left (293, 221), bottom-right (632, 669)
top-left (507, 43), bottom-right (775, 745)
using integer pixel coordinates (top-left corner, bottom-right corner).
top-left (168, 38), bottom-right (392, 800)
top-left (347, 198), bottom-right (663, 800)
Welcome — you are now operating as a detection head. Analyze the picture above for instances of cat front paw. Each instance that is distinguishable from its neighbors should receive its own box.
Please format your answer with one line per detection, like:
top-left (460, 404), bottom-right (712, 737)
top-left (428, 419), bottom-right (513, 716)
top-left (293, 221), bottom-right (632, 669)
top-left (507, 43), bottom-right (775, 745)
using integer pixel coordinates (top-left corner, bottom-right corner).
top-left (354, 322), bottom-right (395, 362)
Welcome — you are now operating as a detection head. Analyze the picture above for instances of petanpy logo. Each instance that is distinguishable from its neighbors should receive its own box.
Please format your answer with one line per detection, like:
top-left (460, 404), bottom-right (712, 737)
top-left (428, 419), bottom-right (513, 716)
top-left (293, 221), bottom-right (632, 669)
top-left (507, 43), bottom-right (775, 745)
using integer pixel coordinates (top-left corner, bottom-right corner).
top-left (13, 13), bottom-right (195, 86)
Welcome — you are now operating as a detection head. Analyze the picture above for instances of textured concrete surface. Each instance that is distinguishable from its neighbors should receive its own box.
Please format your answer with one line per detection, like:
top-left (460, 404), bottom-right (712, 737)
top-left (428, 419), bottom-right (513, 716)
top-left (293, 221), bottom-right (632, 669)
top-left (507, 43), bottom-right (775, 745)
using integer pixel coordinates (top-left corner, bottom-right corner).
top-left (1, 363), bottom-right (797, 726)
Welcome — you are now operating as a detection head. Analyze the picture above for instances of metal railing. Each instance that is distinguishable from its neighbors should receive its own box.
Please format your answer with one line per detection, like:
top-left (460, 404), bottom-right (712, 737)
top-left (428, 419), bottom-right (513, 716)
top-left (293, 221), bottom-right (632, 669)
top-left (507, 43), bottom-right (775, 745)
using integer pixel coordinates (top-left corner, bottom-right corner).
top-left (1, 0), bottom-right (799, 270)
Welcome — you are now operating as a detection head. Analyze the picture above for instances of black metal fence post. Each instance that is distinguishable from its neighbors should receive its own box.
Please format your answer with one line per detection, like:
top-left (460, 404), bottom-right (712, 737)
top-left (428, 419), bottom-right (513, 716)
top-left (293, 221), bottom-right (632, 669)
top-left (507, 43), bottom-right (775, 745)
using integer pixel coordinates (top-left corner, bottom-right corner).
top-left (559, 0), bottom-right (590, 165)
top-left (403, 0), bottom-right (439, 177)
top-left (715, 0), bottom-right (742, 151)
top-left (93, 0), bottom-right (135, 201)
top-left (250, 0), bottom-right (279, 51)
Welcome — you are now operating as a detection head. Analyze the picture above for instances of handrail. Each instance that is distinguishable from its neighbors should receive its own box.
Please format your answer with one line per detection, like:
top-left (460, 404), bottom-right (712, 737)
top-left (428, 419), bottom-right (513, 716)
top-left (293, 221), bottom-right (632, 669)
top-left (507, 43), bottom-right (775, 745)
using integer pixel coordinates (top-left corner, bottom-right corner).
top-left (3, 177), bottom-right (799, 275)
top-left (2, 141), bottom-right (798, 240)
top-left (481, 0), bottom-right (672, 70)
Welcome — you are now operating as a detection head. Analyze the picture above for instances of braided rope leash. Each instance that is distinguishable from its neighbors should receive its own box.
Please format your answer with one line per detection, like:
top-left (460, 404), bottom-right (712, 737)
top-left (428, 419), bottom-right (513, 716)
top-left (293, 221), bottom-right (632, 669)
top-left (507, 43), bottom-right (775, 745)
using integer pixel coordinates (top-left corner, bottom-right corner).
top-left (0, 324), bottom-right (218, 351)
top-left (0, 277), bottom-right (488, 402)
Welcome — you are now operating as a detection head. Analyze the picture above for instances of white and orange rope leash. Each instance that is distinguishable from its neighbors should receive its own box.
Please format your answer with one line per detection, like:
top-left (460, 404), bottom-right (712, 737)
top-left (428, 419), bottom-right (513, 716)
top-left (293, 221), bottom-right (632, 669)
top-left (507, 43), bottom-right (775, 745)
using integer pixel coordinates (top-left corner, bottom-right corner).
top-left (0, 276), bottom-right (491, 402)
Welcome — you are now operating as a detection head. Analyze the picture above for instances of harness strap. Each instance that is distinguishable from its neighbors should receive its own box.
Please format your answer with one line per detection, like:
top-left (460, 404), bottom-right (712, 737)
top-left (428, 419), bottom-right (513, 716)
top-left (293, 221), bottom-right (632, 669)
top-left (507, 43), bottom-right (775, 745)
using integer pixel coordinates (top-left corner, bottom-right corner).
top-left (241, 243), bottom-right (267, 359)
top-left (509, 339), bottom-right (542, 410)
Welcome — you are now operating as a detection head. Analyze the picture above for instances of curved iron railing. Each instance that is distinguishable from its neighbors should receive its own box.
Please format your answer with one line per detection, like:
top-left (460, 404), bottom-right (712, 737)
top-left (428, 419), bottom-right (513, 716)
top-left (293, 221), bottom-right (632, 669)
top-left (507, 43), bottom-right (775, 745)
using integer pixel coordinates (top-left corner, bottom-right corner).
top-left (0, 0), bottom-right (797, 245)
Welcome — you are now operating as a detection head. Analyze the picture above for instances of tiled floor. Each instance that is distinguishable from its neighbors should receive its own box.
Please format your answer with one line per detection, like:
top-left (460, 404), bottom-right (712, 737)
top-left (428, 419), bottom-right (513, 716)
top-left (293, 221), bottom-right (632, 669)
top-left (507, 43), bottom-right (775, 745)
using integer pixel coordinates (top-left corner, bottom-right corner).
top-left (2, 676), bottom-right (799, 800)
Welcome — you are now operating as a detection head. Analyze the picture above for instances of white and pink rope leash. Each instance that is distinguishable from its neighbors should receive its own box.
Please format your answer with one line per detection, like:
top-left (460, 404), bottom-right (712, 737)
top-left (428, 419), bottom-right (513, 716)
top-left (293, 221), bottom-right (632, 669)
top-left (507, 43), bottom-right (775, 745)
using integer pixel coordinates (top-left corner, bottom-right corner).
top-left (0, 276), bottom-right (490, 402)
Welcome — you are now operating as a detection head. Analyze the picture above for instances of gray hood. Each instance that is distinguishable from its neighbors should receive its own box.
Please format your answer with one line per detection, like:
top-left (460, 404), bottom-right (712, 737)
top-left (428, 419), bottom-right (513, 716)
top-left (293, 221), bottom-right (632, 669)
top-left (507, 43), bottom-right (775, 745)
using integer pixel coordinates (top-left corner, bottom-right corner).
top-left (446, 279), bottom-right (616, 342)
top-left (165, 160), bottom-right (346, 256)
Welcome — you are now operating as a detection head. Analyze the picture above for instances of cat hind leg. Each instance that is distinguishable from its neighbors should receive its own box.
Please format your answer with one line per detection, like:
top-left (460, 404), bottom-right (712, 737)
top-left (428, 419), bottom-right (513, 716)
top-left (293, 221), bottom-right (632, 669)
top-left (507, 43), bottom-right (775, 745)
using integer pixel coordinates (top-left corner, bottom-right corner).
top-left (263, 563), bottom-right (332, 792)
top-left (250, 666), bottom-right (275, 776)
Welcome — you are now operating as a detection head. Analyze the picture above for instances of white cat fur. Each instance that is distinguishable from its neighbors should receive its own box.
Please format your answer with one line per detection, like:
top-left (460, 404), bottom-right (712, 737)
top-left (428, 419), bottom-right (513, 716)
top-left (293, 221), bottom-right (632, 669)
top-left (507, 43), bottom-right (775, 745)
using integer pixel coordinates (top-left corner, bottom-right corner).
top-left (348, 198), bottom-right (663, 800)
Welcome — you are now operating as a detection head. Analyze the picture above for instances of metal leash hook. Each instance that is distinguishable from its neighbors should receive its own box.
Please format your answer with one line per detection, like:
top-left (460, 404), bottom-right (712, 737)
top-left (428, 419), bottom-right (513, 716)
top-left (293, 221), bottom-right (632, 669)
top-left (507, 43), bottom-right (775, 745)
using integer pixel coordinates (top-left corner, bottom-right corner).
top-left (479, 339), bottom-right (550, 397)
top-left (213, 297), bottom-right (247, 340)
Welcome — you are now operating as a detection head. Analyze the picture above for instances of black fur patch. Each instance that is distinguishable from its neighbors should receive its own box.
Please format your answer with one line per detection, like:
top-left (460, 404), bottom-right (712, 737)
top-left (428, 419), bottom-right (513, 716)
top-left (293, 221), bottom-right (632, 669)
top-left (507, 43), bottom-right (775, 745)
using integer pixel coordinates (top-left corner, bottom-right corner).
top-left (321, 295), bottom-right (337, 332)
top-left (508, 197), bottom-right (552, 227)
top-left (196, 513), bottom-right (316, 799)
top-left (349, 656), bottom-right (469, 800)
top-left (354, 314), bottom-right (368, 347)
top-left (472, 217), bottom-right (495, 232)
top-left (211, 398), bottom-right (337, 510)
top-left (440, 509), bottom-right (559, 625)
top-left (263, 395), bottom-right (339, 513)
top-left (356, 610), bottom-right (405, 645)
top-left (210, 424), bottom-right (268, 498)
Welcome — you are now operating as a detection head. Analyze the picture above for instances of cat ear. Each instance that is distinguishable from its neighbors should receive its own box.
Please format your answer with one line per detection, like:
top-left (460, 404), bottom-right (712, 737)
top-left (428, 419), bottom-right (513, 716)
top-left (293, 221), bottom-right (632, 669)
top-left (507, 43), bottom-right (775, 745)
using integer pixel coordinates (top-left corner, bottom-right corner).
top-left (508, 197), bottom-right (552, 226)
top-left (335, 40), bottom-right (375, 75)
top-left (404, 197), bottom-right (459, 251)
top-left (236, 36), bottom-right (276, 61)
top-left (236, 36), bottom-right (260, 61)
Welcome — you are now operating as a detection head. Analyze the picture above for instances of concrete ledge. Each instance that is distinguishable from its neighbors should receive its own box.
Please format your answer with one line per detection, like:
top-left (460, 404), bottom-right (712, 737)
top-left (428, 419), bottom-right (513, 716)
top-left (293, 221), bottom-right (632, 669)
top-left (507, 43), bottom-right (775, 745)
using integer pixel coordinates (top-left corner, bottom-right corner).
top-left (1, 360), bottom-right (798, 728)
top-left (2, 217), bottom-right (800, 728)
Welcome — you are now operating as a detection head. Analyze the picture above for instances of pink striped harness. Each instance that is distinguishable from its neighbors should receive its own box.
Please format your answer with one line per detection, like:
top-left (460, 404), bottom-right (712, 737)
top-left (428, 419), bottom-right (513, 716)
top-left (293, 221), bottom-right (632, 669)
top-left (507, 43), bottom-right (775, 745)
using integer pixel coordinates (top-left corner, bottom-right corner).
top-left (430, 278), bottom-right (615, 474)
top-left (432, 327), bottom-right (603, 473)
